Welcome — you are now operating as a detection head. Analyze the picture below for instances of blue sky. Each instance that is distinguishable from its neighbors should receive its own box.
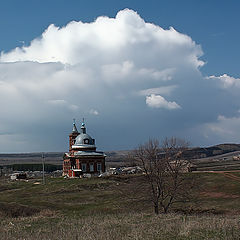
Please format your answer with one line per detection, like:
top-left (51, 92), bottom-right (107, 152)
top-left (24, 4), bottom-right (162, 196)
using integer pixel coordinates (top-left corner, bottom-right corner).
top-left (0, 0), bottom-right (240, 152)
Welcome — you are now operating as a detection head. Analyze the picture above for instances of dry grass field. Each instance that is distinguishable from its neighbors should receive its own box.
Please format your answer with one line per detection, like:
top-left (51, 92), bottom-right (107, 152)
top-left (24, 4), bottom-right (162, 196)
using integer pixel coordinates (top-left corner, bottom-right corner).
top-left (1, 211), bottom-right (240, 240)
top-left (0, 172), bottom-right (240, 239)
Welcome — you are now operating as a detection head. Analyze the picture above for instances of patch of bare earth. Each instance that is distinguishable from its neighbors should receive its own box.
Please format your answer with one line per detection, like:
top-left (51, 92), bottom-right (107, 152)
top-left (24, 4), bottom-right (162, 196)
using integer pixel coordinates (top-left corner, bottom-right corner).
top-left (201, 191), bottom-right (239, 199)
top-left (222, 172), bottom-right (240, 181)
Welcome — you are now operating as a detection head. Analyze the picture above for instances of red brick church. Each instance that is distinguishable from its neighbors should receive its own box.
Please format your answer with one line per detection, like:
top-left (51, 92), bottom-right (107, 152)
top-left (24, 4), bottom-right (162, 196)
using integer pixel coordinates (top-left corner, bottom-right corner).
top-left (63, 120), bottom-right (106, 177)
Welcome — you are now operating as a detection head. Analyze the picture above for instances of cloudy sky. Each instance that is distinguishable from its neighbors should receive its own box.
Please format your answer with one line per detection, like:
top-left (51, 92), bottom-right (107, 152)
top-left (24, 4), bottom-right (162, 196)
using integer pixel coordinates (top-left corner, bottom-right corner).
top-left (0, 0), bottom-right (240, 152)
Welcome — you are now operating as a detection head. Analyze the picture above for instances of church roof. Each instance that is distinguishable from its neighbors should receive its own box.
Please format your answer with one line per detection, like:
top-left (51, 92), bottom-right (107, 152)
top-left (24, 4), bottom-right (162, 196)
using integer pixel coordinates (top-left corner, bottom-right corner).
top-left (72, 121), bottom-right (96, 150)
top-left (74, 151), bottom-right (106, 156)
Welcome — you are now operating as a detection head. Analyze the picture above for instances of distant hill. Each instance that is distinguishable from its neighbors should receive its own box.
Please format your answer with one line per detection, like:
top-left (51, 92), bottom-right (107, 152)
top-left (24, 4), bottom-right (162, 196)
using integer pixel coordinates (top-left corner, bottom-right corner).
top-left (183, 144), bottom-right (240, 159)
top-left (0, 151), bottom-right (131, 166)
top-left (0, 143), bottom-right (240, 168)
top-left (0, 152), bottom-right (64, 165)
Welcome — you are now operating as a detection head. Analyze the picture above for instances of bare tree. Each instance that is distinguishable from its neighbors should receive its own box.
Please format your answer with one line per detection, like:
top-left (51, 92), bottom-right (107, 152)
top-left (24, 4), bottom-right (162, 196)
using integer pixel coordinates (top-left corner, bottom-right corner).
top-left (134, 137), bottom-right (196, 214)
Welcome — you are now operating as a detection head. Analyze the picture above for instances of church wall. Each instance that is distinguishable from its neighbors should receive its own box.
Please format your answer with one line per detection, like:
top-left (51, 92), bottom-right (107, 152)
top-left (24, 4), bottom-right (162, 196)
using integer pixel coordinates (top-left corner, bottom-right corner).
top-left (63, 157), bottom-right (105, 177)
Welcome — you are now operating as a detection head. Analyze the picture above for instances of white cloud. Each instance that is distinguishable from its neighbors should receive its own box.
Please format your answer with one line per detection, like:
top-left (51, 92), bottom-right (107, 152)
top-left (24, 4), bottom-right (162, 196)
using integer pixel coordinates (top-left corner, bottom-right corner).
top-left (201, 114), bottom-right (240, 143)
top-left (207, 74), bottom-right (240, 89)
top-left (69, 105), bottom-right (79, 111)
top-left (138, 85), bottom-right (177, 96)
top-left (89, 109), bottom-right (99, 115)
top-left (48, 99), bottom-right (66, 105)
top-left (0, 9), bottom-right (203, 67)
top-left (48, 99), bottom-right (78, 111)
top-left (0, 8), bottom-right (236, 151)
top-left (146, 94), bottom-right (181, 110)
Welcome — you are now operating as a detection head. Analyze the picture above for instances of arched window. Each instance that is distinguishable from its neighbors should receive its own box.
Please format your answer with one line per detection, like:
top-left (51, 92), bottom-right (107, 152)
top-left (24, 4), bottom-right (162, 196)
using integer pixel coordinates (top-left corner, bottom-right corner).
top-left (97, 163), bottom-right (102, 172)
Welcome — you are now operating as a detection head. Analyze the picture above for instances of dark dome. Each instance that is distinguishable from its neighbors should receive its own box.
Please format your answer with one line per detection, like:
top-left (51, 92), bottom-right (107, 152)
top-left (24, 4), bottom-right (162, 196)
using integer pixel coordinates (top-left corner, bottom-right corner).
top-left (75, 133), bottom-right (94, 145)
top-left (72, 133), bottom-right (95, 149)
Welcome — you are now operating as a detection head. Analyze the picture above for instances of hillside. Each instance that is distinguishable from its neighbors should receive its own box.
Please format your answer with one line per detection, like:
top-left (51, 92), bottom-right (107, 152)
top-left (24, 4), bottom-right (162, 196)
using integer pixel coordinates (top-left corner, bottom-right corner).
top-left (183, 143), bottom-right (240, 159)
top-left (0, 173), bottom-right (240, 239)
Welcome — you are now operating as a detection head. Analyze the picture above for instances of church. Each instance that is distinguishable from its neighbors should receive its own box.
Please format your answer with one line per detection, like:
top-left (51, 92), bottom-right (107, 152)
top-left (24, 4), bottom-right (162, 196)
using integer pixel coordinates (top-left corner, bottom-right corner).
top-left (63, 120), bottom-right (106, 177)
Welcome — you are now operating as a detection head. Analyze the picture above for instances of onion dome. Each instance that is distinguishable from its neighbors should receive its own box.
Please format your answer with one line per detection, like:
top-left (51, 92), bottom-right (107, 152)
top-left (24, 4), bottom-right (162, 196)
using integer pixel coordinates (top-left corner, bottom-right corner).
top-left (72, 119), bottom-right (78, 133)
top-left (72, 122), bottom-right (96, 150)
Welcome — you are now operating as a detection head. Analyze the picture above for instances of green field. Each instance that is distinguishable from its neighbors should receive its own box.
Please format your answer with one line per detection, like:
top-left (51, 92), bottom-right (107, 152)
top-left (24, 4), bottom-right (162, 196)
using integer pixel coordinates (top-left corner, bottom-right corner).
top-left (0, 173), bottom-right (240, 239)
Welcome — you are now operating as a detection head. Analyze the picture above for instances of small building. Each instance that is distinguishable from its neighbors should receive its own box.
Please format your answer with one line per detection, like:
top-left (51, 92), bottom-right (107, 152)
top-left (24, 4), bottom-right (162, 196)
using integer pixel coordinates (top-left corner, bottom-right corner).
top-left (63, 120), bottom-right (106, 177)
top-left (10, 172), bottom-right (27, 180)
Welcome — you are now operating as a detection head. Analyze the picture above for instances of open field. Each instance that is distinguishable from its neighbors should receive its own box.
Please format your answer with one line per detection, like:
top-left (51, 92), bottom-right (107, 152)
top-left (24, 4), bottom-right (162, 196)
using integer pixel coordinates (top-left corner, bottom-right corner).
top-left (0, 172), bottom-right (240, 239)
top-left (1, 211), bottom-right (240, 240)
top-left (191, 151), bottom-right (240, 171)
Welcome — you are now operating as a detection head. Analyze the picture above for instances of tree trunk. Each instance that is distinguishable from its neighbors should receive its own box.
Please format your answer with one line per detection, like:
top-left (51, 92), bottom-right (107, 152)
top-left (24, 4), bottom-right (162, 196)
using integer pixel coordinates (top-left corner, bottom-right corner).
top-left (154, 203), bottom-right (159, 215)
top-left (163, 207), bottom-right (168, 214)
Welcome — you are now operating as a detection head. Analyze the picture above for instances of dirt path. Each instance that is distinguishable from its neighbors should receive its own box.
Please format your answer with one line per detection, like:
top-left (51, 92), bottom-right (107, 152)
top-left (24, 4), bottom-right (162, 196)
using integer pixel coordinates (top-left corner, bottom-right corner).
top-left (200, 171), bottom-right (240, 199)
top-left (221, 172), bottom-right (240, 182)
top-left (196, 170), bottom-right (240, 182)
top-left (210, 171), bottom-right (240, 182)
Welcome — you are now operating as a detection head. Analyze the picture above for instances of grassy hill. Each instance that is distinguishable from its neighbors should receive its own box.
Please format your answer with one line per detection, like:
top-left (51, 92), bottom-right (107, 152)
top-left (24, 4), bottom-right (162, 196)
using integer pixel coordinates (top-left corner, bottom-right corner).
top-left (0, 172), bottom-right (240, 239)
top-left (184, 143), bottom-right (240, 159)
